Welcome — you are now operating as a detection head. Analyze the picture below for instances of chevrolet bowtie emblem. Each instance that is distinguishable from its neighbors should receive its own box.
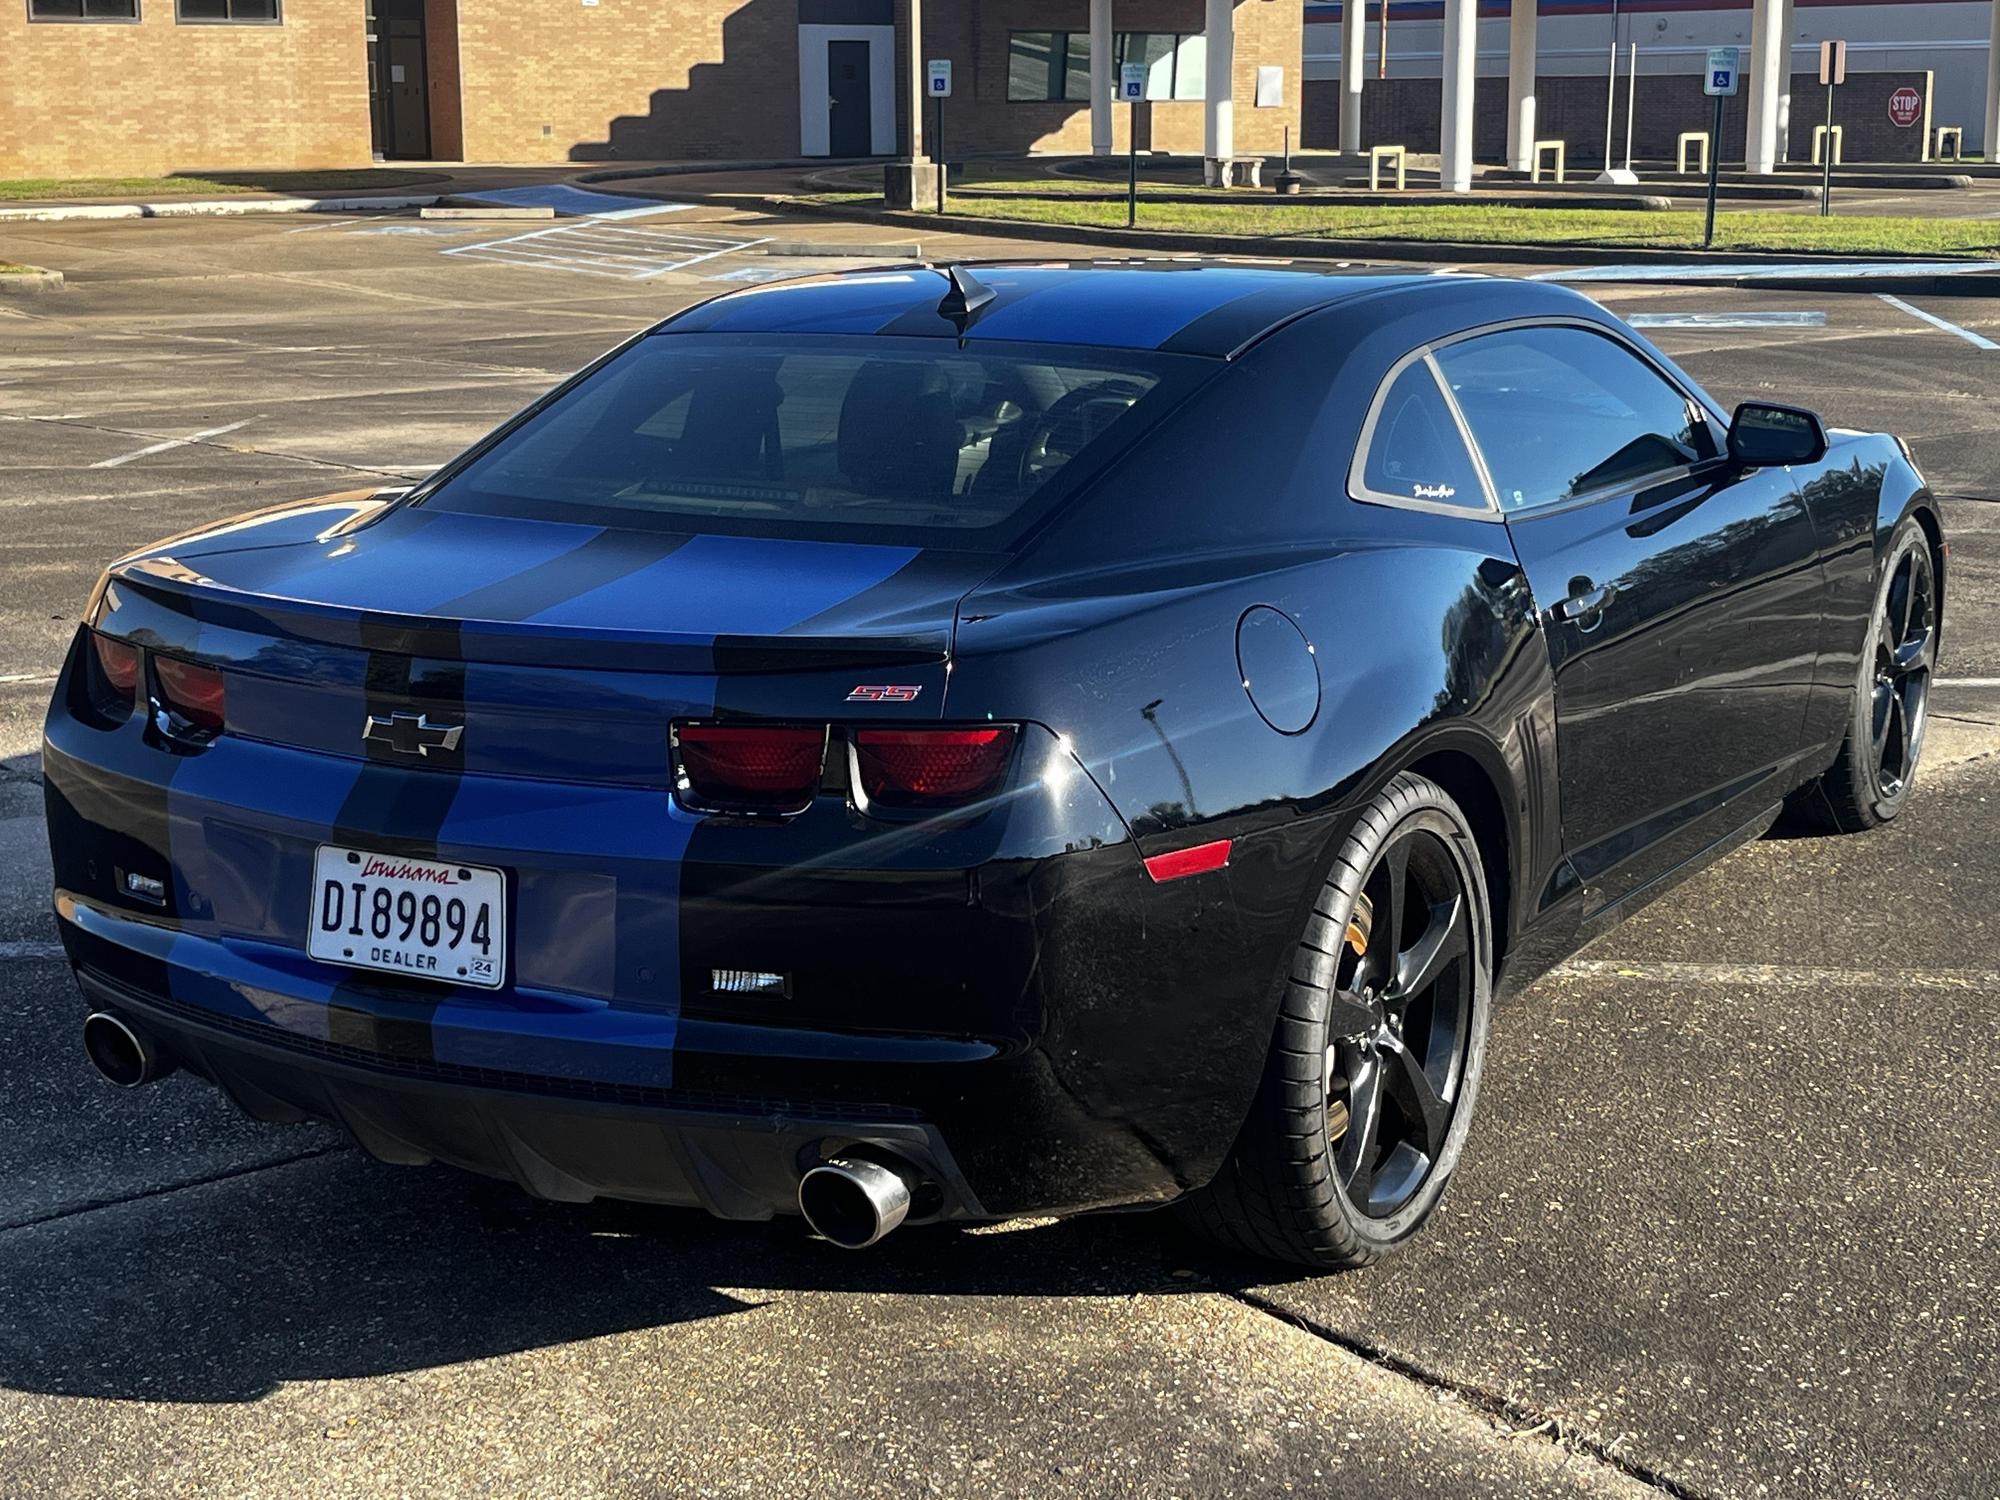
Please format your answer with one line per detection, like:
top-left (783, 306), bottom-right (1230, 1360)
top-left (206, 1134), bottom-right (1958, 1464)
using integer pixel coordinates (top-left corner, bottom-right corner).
top-left (362, 711), bottom-right (464, 758)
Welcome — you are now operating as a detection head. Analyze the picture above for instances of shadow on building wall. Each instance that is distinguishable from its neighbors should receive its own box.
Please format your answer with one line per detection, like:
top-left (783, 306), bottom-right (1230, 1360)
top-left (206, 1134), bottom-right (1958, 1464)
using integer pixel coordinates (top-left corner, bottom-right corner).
top-left (565, 0), bottom-right (805, 163)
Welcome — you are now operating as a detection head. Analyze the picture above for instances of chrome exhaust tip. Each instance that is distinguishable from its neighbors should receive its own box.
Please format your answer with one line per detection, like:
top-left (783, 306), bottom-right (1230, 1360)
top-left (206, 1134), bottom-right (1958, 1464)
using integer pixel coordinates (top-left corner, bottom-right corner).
top-left (797, 1156), bottom-right (918, 1248)
top-left (82, 1011), bottom-right (172, 1089)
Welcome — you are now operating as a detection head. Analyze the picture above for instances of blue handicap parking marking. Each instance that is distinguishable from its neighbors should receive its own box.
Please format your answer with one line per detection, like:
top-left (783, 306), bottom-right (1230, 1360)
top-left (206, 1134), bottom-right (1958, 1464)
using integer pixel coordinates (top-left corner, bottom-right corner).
top-left (454, 184), bottom-right (694, 220)
top-left (1540, 260), bottom-right (2000, 283)
top-left (1626, 311), bottom-right (1828, 329)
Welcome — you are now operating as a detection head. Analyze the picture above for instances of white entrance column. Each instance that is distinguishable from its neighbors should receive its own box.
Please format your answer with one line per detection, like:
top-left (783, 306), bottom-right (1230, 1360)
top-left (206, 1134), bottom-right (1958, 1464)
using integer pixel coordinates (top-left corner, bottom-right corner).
top-left (1090, 0), bottom-right (1115, 156)
top-left (1505, 0), bottom-right (1538, 172)
top-left (1439, 0), bottom-right (1477, 191)
top-left (1986, 0), bottom-right (2000, 156)
top-left (1746, 0), bottom-right (1783, 172)
top-left (1340, 0), bottom-right (1366, 154)
top-left (1203, 0), bottom-right (1236, 182)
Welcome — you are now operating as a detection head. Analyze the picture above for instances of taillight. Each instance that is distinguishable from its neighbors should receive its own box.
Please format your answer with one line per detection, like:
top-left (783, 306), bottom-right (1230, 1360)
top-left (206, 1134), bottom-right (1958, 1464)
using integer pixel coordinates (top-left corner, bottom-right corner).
top-left (675, 723), bottom-right (826, 813)
top-left (852, 726), bottom-right (1018, 808)
top-left (153, 655), bottom-right (227, 734)
top-left (88, 631), bottom-right (142, 716)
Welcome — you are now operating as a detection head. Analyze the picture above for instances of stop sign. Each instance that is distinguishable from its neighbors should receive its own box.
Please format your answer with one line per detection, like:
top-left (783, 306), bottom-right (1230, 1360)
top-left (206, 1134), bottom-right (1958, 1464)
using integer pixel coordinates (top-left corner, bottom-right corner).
top-left (1888, 86), bottom-right (1923, 128)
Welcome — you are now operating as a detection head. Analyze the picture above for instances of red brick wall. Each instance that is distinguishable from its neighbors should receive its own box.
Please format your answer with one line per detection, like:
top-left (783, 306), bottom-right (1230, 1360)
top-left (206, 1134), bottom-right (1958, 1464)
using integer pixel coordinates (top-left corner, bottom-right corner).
top-left (0, 0), bottom-right (370, 178)
top-left (1303, 68), bottom-right (1938, 166)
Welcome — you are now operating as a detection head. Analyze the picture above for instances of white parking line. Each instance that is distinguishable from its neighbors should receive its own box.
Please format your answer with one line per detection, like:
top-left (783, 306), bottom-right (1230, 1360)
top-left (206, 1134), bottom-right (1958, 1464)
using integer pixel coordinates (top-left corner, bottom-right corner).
top-left (0, 672), bottom-right (57, 685)
top-left (0, 942), bottom-right (65, 963)
top-left (1938, 677), bottom-right (2000, 688)
top-left (90, 417), bottom-right (258, 469)
top-left (1551, 959), bottom-right (2000, 991)
top-left (444, 222), bottom-right (769, 280)
top-left (1627, 311), bottom-right (1827, 330)
top-left (1875, 293), bottom-right (2000, 351)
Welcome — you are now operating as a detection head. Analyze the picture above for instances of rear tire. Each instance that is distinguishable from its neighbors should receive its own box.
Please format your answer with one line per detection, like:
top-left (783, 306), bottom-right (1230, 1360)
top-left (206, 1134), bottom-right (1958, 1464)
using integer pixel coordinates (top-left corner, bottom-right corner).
top-left (1178, 772), bottom-right (1492, 1270)
top-left (1790, 517), bottom-right (1937, 834)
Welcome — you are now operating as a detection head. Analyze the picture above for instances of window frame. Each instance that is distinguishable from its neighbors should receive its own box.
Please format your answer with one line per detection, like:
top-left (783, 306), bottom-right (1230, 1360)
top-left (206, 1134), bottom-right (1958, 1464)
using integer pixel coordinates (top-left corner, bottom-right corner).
top-left (26, 0), bottom-right (141, 23)
top-left (1349, 317), bottom-right (1727, 523)
top-left (1347, 345), bottom-right (1501, 519)
top-left (176, 0), bottom-right (283, 24)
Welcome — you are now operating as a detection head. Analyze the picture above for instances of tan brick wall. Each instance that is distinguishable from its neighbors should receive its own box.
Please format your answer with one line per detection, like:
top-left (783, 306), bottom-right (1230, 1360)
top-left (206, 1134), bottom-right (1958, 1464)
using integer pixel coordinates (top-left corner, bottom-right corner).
top-left (0, 0), bottom-right (370, 179)
top-left (455, 0), bottom-right (804, 164)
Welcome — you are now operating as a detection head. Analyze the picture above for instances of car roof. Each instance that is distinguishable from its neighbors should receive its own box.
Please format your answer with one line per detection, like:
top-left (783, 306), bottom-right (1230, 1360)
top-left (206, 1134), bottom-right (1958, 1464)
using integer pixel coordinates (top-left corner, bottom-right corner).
top-left (658, 261), bottom-right (1473, 359)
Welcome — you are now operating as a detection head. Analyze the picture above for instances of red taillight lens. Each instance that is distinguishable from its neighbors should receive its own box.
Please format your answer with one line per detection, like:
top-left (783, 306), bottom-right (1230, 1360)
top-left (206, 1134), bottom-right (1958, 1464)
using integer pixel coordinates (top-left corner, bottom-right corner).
top-left (852, 726), bottom-right (1019, 808)
top-left (153, 655), bottom-right (226, 734)
top-left (89, 632), bottom-right (142, 714)
top-left (675, 723), bottom-right (826, 813)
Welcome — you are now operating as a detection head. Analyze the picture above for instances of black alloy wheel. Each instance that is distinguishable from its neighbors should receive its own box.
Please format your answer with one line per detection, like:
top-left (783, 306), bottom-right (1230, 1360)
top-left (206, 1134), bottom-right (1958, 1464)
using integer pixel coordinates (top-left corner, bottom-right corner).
top-left (1868, 537), bottom-right (1935, 801)
top-left (1324, 825), bottom-right (1477, 1220)
top-left (1794, 516), bottom-right (1940, 833)
top-left (1179, 771), bottom-right (1493, 1270)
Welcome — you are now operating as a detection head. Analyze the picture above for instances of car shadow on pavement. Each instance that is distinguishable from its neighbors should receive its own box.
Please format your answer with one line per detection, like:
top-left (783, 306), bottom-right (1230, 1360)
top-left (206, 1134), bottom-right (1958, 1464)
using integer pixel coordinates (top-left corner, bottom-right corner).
top-left (0, 1150), bottom-right (1297, 1405)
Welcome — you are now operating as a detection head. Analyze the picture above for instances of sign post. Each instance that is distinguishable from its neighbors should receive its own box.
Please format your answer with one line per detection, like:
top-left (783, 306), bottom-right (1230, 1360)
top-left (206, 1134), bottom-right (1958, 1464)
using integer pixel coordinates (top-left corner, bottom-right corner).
top-left (927, 60), bottom-right (952, 213)
top-left (1120, 62), bottom-right (1146, 228)
top-left (1817, 41), bottom-right (1847, 217)
top-left (1702, 47), bottom-right (1739, 249)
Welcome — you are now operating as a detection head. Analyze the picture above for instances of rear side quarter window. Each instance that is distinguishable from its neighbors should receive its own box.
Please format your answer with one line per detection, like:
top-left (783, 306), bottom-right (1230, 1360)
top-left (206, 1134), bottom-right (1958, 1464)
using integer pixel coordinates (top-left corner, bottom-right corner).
top-left (1350, 352), bottom-right (1494, 514)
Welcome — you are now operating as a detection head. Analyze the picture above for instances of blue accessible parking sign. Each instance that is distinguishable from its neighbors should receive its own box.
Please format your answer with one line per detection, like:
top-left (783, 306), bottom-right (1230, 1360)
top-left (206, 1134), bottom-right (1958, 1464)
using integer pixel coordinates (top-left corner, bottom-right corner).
top-left (1705, 47), bottom-right (1740, 98)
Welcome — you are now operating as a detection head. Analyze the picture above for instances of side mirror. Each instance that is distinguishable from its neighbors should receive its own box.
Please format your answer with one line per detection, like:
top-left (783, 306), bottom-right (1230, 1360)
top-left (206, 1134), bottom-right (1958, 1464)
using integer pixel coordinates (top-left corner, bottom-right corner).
top-left (1728, 401), bottom-right (1828, 467)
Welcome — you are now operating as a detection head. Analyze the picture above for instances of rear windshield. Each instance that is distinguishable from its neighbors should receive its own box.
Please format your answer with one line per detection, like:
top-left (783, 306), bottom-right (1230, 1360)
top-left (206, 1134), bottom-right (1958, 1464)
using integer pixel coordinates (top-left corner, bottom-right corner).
top-left (420, 332), bottom-right (1210, 545)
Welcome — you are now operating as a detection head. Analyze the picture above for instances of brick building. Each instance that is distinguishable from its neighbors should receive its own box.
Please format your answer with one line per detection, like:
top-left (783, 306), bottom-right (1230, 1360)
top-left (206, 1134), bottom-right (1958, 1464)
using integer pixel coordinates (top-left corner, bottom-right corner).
top-left (0, 0), bottom-right (1303, 179)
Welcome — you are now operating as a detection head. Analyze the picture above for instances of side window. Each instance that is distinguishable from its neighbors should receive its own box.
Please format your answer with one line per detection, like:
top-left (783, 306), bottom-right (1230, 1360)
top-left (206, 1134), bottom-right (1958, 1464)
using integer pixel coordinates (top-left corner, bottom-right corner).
top-left (1356, 356), bottom-right (1490, 511)
top-left (1433, 326), bottom-right (1715, 512)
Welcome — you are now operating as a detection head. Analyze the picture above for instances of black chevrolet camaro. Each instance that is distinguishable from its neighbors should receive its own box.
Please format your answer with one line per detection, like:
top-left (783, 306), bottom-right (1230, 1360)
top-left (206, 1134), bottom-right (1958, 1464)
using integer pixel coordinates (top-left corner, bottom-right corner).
top-left (44, 263), bottom-right (1942, 1267)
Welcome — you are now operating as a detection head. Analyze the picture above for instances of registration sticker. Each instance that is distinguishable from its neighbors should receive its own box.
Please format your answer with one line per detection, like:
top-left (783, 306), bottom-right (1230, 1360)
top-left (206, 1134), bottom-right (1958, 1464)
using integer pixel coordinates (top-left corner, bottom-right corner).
top-left (307, 846), bottom-right (506, 989)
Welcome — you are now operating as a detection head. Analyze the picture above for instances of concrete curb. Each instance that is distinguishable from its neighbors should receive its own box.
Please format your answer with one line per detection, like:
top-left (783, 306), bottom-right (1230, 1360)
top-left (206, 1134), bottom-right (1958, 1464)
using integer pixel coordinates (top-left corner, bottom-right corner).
top-left (766, 195), bottom-right (2000, 289)
top-left (0, 267), bottom-right (64, 295)
top-left (0, 194), bottom-right (438, 224)
top-left (953, 186), bottom-right (1679, 213)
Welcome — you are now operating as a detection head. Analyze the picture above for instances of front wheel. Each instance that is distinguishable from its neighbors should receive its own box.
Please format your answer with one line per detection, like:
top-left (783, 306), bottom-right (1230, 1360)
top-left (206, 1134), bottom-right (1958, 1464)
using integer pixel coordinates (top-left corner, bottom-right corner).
top-left (1792, 516), bottom-right (1938, 833)
top-left (1178, 771), bottom-right (1493, 1270)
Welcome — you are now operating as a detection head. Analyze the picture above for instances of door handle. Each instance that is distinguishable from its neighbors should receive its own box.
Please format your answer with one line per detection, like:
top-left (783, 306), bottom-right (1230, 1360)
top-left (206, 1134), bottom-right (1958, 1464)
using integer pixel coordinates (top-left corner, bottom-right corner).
top-left (1556, 582), bottom-right (1615, 625)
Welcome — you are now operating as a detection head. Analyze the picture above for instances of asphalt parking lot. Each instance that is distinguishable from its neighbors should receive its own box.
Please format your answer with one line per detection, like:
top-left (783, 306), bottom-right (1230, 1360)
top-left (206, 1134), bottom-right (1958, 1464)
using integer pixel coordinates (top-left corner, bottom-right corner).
top-left (1, 201), bottom-right (1996, 1499)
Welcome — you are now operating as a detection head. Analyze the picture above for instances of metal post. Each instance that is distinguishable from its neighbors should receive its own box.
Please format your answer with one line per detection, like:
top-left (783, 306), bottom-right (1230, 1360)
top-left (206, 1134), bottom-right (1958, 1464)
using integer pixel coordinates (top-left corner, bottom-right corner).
top-left (1379, 0), bottom-right (1388, 81)
top-left (1820, 80), bottom-right (1834, 215)
top-left (1704, 91), bottom-right (1723, 246)
top-left (934, 94), bottom-right (946, 212)
top-left (1624, 42), bottom-right (1638, 170)
top-left (1603, 0), bottom-right (1620, 167)
top-left (1127, 120), bottom-right (1138, 227)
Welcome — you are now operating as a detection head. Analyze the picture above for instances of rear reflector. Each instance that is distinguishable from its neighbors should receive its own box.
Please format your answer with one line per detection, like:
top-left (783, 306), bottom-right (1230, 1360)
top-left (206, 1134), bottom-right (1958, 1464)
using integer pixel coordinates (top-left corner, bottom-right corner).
top-left (1143, 839), bottom-right (1232, 883)
top-left (675, 723), bottom-right (826, 813)
top-left (152, 655), bottom-right (226, 734)
top-left (852, 726), bottom-right (1019, 808)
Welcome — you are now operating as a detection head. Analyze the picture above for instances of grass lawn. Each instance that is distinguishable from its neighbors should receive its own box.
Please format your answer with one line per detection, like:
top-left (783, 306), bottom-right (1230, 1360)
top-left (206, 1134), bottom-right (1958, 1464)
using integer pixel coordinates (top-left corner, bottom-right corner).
top-left (0, 263), bottom-right (41, 274)
top-left (0, 170), bottom-right (442, 202)
top-left (865, 190), bottom-right (2000, 257)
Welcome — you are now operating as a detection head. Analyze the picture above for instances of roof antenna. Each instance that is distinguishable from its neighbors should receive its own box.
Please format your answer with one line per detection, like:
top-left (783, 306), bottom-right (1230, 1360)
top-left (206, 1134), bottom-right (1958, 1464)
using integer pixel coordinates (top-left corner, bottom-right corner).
top-left (937, 264), bottom-right (996, 338)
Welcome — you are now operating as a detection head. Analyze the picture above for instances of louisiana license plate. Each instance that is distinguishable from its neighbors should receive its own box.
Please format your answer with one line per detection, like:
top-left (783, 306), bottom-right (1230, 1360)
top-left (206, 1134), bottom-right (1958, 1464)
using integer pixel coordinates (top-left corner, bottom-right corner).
top-left (307, 845), bottom-right (506, 989)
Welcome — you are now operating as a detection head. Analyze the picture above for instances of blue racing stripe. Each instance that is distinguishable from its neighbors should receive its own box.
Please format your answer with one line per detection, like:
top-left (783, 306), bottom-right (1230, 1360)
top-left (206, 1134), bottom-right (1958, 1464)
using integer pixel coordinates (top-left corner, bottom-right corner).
top-left (963, 268), bottom-right (1321, 350)
top-left (527, 534), bottom-right (922, 635)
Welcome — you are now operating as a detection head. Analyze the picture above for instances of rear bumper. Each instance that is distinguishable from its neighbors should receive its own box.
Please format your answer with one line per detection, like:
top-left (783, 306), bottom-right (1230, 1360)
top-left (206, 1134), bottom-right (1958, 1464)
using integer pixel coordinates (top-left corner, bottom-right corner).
top-left (74, 963), bottom-right (981, 1222)
top-left (42, 618), bottom-right (1311, 1221)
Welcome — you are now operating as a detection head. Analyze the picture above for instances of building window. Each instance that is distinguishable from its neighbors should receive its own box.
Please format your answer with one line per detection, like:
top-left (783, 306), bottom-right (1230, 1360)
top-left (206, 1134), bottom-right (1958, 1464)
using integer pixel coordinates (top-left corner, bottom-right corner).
top-left (178, 0), bottom-right (280, 18)
top-left (1007, 31), bottom-right (1207, 103)
top-left (28, 0), bottom-right (139, 19)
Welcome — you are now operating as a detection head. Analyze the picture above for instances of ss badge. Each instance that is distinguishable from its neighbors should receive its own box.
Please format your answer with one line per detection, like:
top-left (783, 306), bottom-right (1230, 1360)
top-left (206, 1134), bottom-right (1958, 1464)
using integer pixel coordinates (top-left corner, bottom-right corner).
top-left (846, 685), bottom-right (921, 703)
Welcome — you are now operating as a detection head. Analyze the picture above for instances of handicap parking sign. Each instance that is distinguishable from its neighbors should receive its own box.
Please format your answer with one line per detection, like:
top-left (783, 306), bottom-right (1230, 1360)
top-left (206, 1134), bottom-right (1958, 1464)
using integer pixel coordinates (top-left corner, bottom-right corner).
top-left (1704, 47), bottom-right (1740, 98)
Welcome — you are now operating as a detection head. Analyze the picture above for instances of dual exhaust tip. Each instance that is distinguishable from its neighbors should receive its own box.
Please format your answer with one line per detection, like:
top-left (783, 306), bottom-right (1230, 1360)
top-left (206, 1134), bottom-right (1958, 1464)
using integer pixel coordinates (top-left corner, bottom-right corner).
top-left (81, 1011), bottom-right (173, 1089)
top-left (85, 1012), bottom-right (922, 1247)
